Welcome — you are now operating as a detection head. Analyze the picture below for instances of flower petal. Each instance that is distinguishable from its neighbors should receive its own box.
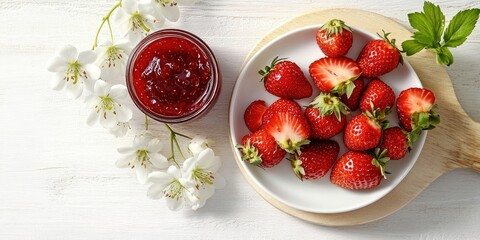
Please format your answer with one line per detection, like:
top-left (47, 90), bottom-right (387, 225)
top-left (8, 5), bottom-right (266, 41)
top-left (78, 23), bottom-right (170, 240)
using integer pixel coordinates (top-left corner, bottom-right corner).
top-left (135, 163), bottom-right (150, 184)
top-left (58, 44), bottom-right (78, 62)
top-left (122, 0), bottom-right (138, 14)
top-left (86, 109), bottom-right (100, 126)
top-left (78, 50), bottom-right (97, 65)
top-left (197, 148), bottom-right (221, 172)
top-left (160, 2), bottom-right (180, 22)
top-left (99, 110), bottom-right (117, 128)
top-left (115, 104), bottom-right (133, 123)
top-left (115, 38), bottom-right (132, 54)
top-left (110, 122), bottom-right (129, 138)
top-left (51, 72), bottom-right (67, 91)
top-left (149, 152), bottom-right (168, 169)
top-left (117, 146), bottom-right (135, 154)
top-left (148, 171), bottom-right (171, 185)
top-left (94, 80), bottom-right (110, 96)
top-left (46, 56), bottom-right (68, 72)
top-left (109, 84), bottom-right (128, 99)
top-left (147, 183), bottom-right (166, 199)
top-left (146, 138), bottom-right (162, 153)
top-left (84, 64), bottom-right (101, 81)
top-left (115, 152), bottom-right (135, 168)
top-left (65, 81), bottom-right (83, 99)
top-left (167, 165), bottom-right (182, 179)
top-left (165, 196), bottom-right (184, 211)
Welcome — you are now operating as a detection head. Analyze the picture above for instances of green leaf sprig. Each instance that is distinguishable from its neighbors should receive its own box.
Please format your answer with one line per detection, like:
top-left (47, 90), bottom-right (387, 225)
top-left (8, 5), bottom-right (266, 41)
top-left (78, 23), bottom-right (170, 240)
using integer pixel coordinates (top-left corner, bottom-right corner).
top-left (402, 1), bottom-right (480, 66)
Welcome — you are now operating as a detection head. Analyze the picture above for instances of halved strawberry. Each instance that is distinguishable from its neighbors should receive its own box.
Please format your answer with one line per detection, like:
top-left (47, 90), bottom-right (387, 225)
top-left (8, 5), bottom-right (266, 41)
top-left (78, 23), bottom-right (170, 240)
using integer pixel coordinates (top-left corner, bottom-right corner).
top-left (305, 93), bottom-right (349, 139)
top-left (341, 77), bottom-right (364, 111)
top-left (359, 78), bottom-right (396, 112)
top-left (262, 98), bottom-right (303, 126)
top-left (244, 100), bottom-right (268, 132)
top-left (396, 88), bottom-right (440, 132)
top-left (330, 149), bottom-right (389, 190)
top-left (259, 57), bottom-right (313, 99)
top-left (237, 129), bottom-right (286, 168)
top-left (309, 57), bottom-right (361, 98)
top-left (264, 111), bottom-right (310, 154)
top-left (291, 140), bottom-right (340, 180)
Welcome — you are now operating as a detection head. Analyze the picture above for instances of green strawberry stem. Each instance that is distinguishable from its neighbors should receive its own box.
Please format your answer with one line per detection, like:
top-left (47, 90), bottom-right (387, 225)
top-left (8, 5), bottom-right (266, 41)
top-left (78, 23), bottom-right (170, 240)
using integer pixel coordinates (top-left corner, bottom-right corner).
top-left (378, 30), bottom-right (404, 65)
top-left (258, 56), bottom-right (287, 81)
top-left (290, 155), bottom-right (305, 181)
top-left (372, 148), bottom-right (390, 179)
top-left (364, 102), bottom-right (391, 130)
top-left (278, 139), bottom-right (310, 155)
top-left (320, 19), bottom-right (352, 37)
top-left (236, 140), bottom-right (263, 167)
top-left (308, 92), bottom-right (349, 121)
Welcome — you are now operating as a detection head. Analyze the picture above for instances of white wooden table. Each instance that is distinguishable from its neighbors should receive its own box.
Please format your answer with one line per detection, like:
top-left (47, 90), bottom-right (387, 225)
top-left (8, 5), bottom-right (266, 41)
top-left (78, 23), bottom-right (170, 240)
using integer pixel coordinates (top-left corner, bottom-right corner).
top-left (1, 0), bottom-right (479, 239)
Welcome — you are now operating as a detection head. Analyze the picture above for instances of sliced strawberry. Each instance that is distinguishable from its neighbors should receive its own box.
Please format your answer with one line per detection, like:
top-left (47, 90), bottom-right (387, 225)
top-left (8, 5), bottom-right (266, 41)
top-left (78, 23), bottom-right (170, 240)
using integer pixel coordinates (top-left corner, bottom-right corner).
top-left (359, 78), bottom-right (396, 112)
top-left (396, 88), bottom-right (440, 132)
top-left (264, 111), bottom-right (310, 154)
top-left (237, 129), bottom-right (286, 168)
top-left (259, 57), bottom-right (313, 99)
top-left (330, 149), bottom-right (389, 190)
top-left (341, 77), bottom-right (364, 111)
top-left (244, 100), bottom-right (268, 132)
top-left (309, 57), bottom-right (361, 98)
top-left (291, 140), bottom-right (340, 180)
top-left (262, 98), bottom-right (303, 126)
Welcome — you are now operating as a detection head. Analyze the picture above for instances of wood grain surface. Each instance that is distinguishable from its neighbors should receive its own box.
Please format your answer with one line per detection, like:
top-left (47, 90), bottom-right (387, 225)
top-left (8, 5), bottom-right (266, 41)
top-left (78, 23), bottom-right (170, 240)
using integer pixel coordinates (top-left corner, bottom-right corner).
top-left (1, 0), bottom-right (479, 239)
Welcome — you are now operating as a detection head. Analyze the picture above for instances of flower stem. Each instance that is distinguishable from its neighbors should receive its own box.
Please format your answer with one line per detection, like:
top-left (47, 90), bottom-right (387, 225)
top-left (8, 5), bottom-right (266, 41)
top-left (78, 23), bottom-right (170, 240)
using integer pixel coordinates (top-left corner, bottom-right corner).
top-left (164, 123), bottom-right (191, 162)
top-left (91, 1), bottom-right (122, 50)
top-left (145, 114), bottom-right (149, 131)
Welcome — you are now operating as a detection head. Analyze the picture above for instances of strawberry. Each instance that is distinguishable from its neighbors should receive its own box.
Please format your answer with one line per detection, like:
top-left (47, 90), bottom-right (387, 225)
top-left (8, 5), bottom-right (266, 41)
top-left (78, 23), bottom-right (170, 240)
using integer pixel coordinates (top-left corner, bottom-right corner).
top-left (343, 108), bottom-right (389, 151)
top-left (379, 127), bottom-right (421, 160)
top-left (291, 140), bottom-right (340, 180)
top-left (244, 100), bottom-right (268, 132)
top-left (359, 78), bottom-right (396, 112)
top-left (309, 57), bottom-right (361, 98)
top-left (340, 77), bottom-right (364, 111)
top-left (264, 111), bottom-right (310, 154)
top-left (305, 93), bottom-right (349, 139)
top-left (330, 149), bottom-right (389, 190)
top-left (316, 19), bottom-right (353, 57)
top-left (357, 31), bottom-right (403, 77)
top-left (259, 57), bottom-right (312, 99)
top-left (237, 129), bottom-right (286, 168)
top-left (262, 98), bottom-right (303, 126)
top-left (396, 88), bottom-right (440, 132)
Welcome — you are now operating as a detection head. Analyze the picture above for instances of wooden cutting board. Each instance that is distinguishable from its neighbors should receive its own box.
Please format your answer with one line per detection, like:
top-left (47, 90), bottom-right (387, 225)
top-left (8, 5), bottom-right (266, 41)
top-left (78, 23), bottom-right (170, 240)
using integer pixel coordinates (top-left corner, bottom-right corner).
top-left (232, 8), bottom-right (480, 226)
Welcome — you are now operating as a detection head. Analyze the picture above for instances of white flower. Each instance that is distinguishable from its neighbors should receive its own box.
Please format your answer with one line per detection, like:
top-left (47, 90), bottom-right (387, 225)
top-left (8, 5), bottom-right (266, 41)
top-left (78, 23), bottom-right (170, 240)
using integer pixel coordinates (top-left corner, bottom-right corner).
top-left (85, 80), bottom-right (133, 129)
top-left (95, 39), bottom-right (132, 84)
top-left (109, 121), bottom-right (131, 138)
top-left (114, 0), bottom-right (164, 45)
top-left (148, 0), bottom-right (180, 22)
top-left (46, 44), bottom-right (101, 99)
top-left (182, 148), bottom-right (225, 210)
top-left (188, 135), bottom-right (212, 157)
top-left (116, 132), bottom-right (169, 184)
top-left (147, 165), bottom-right (199, 211)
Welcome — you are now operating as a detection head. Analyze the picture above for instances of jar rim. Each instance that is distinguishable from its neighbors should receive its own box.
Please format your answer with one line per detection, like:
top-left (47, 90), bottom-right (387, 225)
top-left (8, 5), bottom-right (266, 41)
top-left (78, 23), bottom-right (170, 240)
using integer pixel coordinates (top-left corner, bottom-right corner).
top-left (126, 29), bottom-right (221, 123)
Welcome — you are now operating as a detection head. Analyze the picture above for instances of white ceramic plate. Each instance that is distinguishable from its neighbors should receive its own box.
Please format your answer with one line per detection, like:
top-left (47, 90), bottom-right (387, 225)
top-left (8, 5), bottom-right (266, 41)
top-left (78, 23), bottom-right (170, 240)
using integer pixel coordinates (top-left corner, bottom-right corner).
top-left (229, 25), bottom-right (427, 213)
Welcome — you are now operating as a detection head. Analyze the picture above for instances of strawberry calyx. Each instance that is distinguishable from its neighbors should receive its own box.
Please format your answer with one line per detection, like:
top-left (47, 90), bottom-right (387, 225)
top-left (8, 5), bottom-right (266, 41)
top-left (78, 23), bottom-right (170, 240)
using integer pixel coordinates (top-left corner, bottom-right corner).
top-left (236, 140), bottom-right (263, 167)
top-left (410, 104), bottom-right (440, 131)
top-left (377, 30), bottom-right (404, 65)
top-left (320, 19), bottom-right (352, 38)
top-left (290, 155), bottom-right (306, 181)
top-left (364, 102), bottom-right (391, 130)
top-left (308, 92), bottom-right (350, 121)
top-left (371, 148), bottom-right (390, 179)
top-left (258, 56), bottom-right (287, 81)
top-left (331, 77), bottom-right (361, 98)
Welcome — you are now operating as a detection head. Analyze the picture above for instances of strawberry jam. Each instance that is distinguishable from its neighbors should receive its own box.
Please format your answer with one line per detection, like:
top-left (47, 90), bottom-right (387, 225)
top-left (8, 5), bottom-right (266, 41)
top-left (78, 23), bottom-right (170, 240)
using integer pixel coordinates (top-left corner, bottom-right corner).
top-left (127, 29), bottom-right (221, 123)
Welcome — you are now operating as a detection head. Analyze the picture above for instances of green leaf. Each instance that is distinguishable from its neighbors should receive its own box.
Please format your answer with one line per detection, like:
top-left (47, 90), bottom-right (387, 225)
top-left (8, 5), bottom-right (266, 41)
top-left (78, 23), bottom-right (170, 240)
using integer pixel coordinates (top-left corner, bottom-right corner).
top-left (443, 8), bottom-right (480, 47)
top-left (408, 12), bottom-right (437, 46)
top-left (423, 1), bottom-right (445, 43)
top-left (402, 39), bottom-right (427, 56)
top-left (435, 46), bottom-right (454, 66)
